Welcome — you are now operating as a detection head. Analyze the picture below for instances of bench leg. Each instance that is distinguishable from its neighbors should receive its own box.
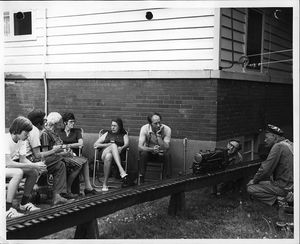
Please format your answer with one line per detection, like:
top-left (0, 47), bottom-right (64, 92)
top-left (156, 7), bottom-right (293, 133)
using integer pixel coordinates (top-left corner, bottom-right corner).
top-left (74, 219), bottom-right (100, 239)
top-left (168, 192), bottom-right (186, 216)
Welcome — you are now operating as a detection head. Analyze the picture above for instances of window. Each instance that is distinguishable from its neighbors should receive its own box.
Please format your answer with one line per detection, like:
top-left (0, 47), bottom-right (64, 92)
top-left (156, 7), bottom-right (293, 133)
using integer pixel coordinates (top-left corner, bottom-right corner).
top-left (246, 9), bottom-right (263, 70)
top-left (3, 10), bottom-right (36, 41)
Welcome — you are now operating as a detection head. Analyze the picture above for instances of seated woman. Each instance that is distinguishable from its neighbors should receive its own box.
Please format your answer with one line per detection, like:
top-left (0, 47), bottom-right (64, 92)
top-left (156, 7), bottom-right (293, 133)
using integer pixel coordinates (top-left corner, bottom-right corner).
top-left (94, 118), bottom-right (132, 191)
top-left (58, 112), bottom-right (97, 196)
top-left (41, 112), bottom-right (96, 198)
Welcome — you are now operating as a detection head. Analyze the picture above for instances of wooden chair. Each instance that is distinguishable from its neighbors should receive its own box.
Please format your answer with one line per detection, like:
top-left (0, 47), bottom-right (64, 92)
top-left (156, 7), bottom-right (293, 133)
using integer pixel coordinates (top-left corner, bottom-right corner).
top-left (137, 151), bottom-right (164, 185)
top-left (92, 129), bottom-right (129, 188)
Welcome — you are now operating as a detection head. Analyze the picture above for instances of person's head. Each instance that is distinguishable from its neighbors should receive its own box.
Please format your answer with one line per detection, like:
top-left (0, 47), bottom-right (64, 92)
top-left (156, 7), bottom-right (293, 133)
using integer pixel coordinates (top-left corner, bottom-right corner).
top-left (147, 112), bottom-right (162, 132)
top-left (264, 124), bottom-right (284, 147)
top-left (9, 116), bottom-right (33, 141)
top-left (27, 110), bottom-right (46, 130)
top-left (227, 139), bottom-right (242, 155)
top-left (45, 112), bottom-right (62, 130)
top-left (62, 112), bottom-right (76, 129)
top-left (111, 118), bottom-right (125, 134)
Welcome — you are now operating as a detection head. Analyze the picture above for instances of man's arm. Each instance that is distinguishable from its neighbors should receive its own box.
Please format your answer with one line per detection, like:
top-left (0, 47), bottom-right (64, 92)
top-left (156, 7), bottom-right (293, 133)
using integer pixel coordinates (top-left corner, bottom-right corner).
top-left (253, 144), bottom-right (281, 183)
top-left (157, 126), bottom-right (171, 150)
top-left (6, 154), bottom-right (46, 171)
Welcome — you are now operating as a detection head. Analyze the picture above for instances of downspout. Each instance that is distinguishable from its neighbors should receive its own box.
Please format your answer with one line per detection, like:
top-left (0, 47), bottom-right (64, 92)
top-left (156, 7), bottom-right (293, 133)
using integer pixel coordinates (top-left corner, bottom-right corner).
top-left (43, 8), bottom-right (48, 114)
top-left (219, 8), bottom-right (235, 70)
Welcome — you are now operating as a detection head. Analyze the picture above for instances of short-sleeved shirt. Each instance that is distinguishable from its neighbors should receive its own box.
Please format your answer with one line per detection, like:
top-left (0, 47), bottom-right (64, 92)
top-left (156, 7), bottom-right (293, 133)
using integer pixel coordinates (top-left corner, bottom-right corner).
top-left (5, 133), bottom-right (26, 161)
top-left (25, 125), bottom-right (41, 157)
top-left (58, 128), bottom-right (83, 156)
top-left (139, 123), bottom-right (171, 148)
top-left (58, 128), bottom-right (82, 144)
top-left (40, 128), bottom-right (64, 165)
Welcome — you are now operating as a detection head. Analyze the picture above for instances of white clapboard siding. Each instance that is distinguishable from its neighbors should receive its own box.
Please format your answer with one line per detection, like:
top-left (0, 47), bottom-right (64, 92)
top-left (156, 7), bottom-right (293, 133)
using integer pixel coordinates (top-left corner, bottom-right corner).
top-left (46, 16), bottom-right (214, 37)
top-left (46, 27), bottom-right (214, 46)
top-left (4, 6), bottom-right (217, 74)
top-left (47, 39), bottom-right (214, 55)
top-left (5, 56), bottom-right (44, 64)
top-left (5, 60), bottom-right (213, 72)
top-left (46, 49), bottom-right (213, 63)
top-left (46, 8), bottom-right (214, 27)
top-left (5, 46), bottom-right (44, 56)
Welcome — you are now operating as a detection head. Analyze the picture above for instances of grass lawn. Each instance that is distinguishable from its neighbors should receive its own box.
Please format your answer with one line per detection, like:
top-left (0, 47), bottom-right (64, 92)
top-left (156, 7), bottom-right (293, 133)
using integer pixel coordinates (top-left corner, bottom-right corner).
top-left (42, 186), bottom-right (294, 240)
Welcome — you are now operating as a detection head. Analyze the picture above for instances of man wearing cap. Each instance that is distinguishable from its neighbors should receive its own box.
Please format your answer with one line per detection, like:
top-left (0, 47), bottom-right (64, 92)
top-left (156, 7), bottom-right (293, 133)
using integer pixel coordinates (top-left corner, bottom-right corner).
top-left (247, 124), bottom-right (293, 206)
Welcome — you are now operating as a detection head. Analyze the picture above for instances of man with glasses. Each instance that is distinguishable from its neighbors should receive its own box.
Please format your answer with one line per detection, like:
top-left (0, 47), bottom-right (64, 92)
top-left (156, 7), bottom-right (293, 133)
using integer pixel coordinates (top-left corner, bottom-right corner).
top-left (138, 112), bottom-right (172, 183)
top-left (247, 124), bottom-right (293, 206)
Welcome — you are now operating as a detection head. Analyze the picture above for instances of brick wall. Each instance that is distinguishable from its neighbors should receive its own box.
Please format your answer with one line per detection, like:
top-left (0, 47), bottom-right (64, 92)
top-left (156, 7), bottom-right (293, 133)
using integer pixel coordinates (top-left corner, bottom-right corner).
top-left (5, 78), bottom-right (293, 142)
top-left (5, 79), bottom-right (218, 141)
top-left (216, 79), bottom-right (293, 140)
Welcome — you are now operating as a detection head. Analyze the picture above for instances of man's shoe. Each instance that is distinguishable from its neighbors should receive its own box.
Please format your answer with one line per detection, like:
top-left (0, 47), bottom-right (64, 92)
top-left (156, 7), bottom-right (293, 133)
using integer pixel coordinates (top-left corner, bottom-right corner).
top-left (53, 195), bottom-right (73, 205)
top-left (6, 207), bottom-right (24, 219)
top-left (122, 175), bottom-right (135, 188)
top-left (20, 202), bottom-right (40, 212)
top-left (60, 192), bottom-right (78, 199)
top-left (84, 188), bottom-right (98, 196)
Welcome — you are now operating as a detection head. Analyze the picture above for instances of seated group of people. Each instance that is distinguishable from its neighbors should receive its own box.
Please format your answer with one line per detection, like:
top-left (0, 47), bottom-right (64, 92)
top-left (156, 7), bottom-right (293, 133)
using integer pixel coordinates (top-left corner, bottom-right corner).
top-left (5, 108), bottom-right (293, 220)
top-left (5, 111), bottom-right (171, 218)
top-left (93, 112), bottom-right (171, 190)
top-left (5, 111), bottom-right (97, 219)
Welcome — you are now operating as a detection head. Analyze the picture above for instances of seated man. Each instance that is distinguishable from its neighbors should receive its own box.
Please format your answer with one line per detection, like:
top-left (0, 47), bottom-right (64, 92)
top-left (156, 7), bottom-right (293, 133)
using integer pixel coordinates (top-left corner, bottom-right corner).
top-left (247, 124), bottom-right (293, 206)
top-left (5, 116), bottom-right (47, 218)
top-left (227, 139), bottom-right (243, 165)
top-left (213, 139), bottom-right (243, 195)
top-left (26, 110), bottom-right (72, 204)
top-left (138, 112), bottom-right (171, 183)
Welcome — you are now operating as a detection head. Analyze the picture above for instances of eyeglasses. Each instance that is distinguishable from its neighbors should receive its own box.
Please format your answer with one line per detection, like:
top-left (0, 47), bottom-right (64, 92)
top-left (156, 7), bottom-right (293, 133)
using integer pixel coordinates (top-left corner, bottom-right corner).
top-left (68, 120), bottom-right (76, 124)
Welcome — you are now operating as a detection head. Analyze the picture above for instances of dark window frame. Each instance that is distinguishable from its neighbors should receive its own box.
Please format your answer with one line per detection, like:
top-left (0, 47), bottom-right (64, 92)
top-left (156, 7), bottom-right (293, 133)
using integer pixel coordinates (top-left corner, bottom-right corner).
top-left (246, 9), bottom-right (264, 71)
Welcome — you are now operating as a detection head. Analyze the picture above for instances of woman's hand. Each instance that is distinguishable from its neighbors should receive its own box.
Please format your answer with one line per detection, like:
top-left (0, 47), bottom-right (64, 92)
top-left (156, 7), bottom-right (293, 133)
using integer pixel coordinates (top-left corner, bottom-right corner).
top-left (117, 146), bottom-right (123, 154)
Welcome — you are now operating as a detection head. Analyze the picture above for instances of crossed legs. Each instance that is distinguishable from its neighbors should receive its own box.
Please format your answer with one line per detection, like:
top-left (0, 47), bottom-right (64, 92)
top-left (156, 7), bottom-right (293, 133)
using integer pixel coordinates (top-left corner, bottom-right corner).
top-left (101, 144), bottom-right (127, 188)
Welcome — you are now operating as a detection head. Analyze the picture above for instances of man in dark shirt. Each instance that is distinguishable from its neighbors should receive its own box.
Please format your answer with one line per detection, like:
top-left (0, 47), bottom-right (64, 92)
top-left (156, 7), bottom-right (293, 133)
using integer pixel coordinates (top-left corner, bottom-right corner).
top-left (247, 124), bottom-right (293, 206)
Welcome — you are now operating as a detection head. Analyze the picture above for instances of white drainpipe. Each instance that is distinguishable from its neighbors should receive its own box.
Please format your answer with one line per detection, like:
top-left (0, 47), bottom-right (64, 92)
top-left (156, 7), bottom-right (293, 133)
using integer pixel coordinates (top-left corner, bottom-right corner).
top-left (42, 8), bottom-right (48, 114)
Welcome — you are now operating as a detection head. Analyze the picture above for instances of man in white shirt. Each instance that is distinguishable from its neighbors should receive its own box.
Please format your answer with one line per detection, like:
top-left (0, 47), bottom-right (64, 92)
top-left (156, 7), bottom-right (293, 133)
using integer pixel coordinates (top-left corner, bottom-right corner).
top-left (138, 112), bottom-right (171, 183)
top-left (5, 116), bottom-right (47, 218)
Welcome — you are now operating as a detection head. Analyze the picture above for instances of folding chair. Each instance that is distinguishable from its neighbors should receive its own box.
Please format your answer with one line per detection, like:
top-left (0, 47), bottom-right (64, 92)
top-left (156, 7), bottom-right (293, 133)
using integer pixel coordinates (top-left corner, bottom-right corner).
top-left (92, 129), bottom-right (129, 188)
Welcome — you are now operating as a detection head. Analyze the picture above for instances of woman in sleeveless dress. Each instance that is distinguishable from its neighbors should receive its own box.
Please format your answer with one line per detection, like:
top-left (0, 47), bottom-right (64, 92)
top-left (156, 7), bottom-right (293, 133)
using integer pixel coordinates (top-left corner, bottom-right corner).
top-left (94, 118), bottom-right (131, 191)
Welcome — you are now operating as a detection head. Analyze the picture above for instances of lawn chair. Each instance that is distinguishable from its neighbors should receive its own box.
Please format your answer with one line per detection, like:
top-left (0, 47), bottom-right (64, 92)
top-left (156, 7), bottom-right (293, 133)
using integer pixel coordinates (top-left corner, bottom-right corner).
top-left (92, 129), bottom-right (129, 188)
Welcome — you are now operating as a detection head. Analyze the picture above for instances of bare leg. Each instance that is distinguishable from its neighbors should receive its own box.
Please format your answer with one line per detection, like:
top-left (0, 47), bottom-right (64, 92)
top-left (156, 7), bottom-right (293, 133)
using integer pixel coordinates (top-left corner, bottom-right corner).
top-left (67, 167), bottom-right (82, 193)
top-left (82, 162), bottom-right (93, 190)
top-left (6, 168), bottom-right (23, 203)
top-left (109, 144), bottom-right (127, 177)
top-left (102, 153), bottom-right (113, 188)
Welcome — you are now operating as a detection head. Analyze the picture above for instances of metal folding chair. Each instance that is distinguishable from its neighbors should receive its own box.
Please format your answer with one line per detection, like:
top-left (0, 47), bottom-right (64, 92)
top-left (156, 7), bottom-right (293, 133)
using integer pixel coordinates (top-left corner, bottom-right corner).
top-left (92, 129), bottom-right (129, 188)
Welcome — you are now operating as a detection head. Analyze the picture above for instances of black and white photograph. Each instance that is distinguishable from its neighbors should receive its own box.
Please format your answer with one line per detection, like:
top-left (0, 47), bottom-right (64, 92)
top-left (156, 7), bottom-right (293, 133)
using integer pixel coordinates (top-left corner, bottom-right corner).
top-left (0, 0), bottom-right (298, 242)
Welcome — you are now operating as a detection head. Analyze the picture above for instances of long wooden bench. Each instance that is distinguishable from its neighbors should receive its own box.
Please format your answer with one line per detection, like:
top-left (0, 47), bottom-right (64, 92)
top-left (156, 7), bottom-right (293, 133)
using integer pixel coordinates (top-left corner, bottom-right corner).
top-left (6, 160), bottom-right (261, 240)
